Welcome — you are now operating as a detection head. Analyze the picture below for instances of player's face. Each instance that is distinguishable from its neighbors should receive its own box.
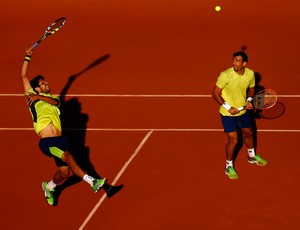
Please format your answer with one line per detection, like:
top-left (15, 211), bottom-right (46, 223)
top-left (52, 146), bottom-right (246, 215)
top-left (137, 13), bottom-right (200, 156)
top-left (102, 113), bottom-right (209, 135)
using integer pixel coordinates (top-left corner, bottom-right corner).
top-left (38, 79), bottom-right (51, 93)
top-left (232, 55), bottom-right (246, 74)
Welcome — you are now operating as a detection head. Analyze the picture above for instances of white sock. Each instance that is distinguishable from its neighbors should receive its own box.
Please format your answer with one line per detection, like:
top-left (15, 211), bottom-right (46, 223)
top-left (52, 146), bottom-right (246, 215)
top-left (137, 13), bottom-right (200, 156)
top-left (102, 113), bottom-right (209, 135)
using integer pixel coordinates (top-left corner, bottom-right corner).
top-left (47, 180), bottom-right (56, 190)
top-left (248, 148), bottom-right (255, 158)
top-left (226, 160), bottom-right (233, 169)
top-left (83, 174), bottom-right (94, 186)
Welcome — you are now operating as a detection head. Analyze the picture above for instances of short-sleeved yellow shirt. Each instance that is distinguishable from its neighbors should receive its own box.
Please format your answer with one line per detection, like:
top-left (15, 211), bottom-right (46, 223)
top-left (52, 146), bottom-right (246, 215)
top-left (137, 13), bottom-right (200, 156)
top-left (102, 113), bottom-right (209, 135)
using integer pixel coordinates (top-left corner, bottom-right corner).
top-left (26, 88), bottom-right (62, 135)
top-left (216, 67), bottom-right (255, 116)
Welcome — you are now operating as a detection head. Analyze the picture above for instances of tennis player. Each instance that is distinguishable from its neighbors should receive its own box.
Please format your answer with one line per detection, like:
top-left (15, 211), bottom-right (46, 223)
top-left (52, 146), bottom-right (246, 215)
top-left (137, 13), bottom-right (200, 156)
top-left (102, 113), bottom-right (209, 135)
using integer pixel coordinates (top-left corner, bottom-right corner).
top-left (20, 47), bottom-right (106, 205)
top-left (212, 51), bottom-right (268, 179)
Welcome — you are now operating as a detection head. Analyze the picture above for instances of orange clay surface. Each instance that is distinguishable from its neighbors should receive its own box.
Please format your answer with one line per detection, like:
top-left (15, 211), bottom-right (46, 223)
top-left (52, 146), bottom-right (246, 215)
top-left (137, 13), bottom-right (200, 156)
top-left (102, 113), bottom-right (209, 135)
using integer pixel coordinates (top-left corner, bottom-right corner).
top-left (1, 0), bottom-right (300, 229)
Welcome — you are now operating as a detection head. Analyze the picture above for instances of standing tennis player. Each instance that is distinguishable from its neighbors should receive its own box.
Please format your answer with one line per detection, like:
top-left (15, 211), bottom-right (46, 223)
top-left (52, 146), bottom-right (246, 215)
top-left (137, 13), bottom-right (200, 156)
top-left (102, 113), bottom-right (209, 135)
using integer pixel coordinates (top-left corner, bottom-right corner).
top-left (212, 51), bottom-right (268, 180)
top-left (20, 47), bottom-right (106, 205)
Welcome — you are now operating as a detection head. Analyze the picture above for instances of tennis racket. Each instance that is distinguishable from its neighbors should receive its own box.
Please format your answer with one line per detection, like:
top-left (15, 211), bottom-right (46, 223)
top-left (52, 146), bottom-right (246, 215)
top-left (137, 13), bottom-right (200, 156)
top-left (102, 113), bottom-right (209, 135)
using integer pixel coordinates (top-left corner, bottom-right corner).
top-left (31, 17), bottom-right (67, 49)
top-left (238, 89), bottom-right (278, 111)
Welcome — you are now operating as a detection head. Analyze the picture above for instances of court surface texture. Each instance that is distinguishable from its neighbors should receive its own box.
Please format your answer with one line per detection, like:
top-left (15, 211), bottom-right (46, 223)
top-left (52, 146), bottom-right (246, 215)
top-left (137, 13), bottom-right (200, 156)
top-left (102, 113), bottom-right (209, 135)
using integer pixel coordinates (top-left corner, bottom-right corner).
top-left (1, 1), bottom-right (300, 229)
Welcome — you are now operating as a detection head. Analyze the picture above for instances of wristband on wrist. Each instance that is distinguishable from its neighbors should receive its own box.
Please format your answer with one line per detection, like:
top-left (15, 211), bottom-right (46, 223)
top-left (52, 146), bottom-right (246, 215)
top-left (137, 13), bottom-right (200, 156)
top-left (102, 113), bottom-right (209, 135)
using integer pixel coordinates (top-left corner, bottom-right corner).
top-left (24, 54), bottom-right (31, 62)
top-left (222, 102), bottom-right (232, 110)
top-left (247, 97), bottom-right (253, 102)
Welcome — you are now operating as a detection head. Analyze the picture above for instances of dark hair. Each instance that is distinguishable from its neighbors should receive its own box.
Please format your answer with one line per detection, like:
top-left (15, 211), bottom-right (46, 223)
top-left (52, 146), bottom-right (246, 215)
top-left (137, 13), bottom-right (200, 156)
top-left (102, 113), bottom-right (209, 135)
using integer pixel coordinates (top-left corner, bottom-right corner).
top-left (233, 51), bottom-right (248, 62)
top-left (30, 75), bottom-right (44, 92)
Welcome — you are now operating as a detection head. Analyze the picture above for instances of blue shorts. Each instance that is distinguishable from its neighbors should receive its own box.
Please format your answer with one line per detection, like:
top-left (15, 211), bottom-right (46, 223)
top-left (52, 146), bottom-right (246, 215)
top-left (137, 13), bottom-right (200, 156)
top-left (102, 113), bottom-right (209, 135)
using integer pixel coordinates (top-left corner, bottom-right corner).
top-left (221, 112), bottom-right (252, 133)
top-left (39, 136), bottom-right (69, 167)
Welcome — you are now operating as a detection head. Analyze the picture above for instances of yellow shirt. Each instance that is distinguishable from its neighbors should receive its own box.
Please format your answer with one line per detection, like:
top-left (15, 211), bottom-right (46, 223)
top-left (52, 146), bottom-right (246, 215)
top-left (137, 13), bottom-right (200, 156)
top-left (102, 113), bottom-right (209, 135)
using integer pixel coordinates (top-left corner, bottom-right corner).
top-left (26, 89), bottom-right (62, 135)
top-left (216, 67), bottom-right (255, 116)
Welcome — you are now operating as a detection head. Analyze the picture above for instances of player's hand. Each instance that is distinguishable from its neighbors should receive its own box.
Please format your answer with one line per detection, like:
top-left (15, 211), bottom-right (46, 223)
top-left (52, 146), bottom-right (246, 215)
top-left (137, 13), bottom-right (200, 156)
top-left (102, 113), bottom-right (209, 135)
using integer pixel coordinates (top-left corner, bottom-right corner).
top-left (27, 93), bottom-right (39, 106)
top-left (228, 107), bottom-right (239, 115)
top-left (26, 47), bottom-right (33, 56)
top-left (245, 101), bottom-right (253, 110)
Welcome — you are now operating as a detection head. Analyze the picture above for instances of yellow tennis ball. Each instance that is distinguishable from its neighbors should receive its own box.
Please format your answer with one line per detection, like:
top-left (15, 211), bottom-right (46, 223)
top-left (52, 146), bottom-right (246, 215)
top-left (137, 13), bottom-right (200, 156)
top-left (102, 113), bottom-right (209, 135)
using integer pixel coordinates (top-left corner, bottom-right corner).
top-left (215, 5), bottom-right (221, 12)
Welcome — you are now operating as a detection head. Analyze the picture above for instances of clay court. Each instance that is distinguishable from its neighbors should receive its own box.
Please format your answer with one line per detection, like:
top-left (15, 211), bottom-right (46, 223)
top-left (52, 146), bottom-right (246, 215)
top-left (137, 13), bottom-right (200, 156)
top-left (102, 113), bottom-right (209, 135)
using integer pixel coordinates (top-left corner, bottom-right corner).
top-left (1, 0), bottom-right (300, 229)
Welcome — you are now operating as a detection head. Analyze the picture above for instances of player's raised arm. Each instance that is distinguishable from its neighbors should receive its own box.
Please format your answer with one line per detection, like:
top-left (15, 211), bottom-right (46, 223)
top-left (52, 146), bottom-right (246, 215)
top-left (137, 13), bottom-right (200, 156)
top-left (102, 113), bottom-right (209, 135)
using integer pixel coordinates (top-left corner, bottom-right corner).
top-left (20, 48), bottom-right (33, 93)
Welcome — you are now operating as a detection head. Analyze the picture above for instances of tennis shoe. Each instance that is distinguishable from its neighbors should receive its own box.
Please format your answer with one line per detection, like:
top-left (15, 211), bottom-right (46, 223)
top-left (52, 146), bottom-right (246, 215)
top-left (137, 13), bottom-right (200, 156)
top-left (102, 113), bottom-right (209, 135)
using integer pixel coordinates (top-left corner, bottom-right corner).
top-left (225, 166), bottom-right (239, 180)
top-left (92, 178), bottom-right (106, 193)
top-left (248, 154), bottom-right (268, 166)
top-left (42, 182), bottom-right (55, 206)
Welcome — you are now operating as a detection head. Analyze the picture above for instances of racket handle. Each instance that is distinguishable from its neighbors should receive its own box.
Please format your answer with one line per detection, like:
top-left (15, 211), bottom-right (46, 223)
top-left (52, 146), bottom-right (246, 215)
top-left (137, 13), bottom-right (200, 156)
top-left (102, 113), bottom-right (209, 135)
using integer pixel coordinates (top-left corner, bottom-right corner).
top-left (31, 39), bottom-right (42, 49)
top-left (237, 106), bottom-right (245, 111)
top-left (31, 42), bottom-right (39, 49)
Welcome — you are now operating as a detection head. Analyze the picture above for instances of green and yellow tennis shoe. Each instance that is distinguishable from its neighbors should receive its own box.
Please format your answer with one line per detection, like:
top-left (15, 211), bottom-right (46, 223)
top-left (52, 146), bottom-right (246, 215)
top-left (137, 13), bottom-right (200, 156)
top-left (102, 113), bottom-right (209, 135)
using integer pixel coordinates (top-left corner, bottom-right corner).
top-left (225, 166), bottom-right (239, 180)
top-left (42, 182), bottom-right (55, 206)
top-left (92, 178), bottom-right (106, 193)
top-left (248, 154), bottom-right (268, 166)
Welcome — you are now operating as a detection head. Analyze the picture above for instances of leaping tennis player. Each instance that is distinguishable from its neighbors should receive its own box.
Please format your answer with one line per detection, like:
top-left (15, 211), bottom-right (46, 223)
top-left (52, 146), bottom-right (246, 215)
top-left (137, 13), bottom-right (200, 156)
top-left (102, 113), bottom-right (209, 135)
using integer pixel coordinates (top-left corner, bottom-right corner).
top-left (20, 47), bottom-right (106, 205)
top-left (212, 51), bottom-right (268, 180)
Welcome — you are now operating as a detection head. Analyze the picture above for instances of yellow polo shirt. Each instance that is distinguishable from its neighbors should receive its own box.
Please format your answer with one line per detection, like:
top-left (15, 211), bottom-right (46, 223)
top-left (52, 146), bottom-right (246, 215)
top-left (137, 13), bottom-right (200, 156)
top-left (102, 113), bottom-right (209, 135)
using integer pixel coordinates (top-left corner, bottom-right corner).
top-left (26, 89), bottom-right (62, 135)
top-left (216, 67), bottom-right (255, 116)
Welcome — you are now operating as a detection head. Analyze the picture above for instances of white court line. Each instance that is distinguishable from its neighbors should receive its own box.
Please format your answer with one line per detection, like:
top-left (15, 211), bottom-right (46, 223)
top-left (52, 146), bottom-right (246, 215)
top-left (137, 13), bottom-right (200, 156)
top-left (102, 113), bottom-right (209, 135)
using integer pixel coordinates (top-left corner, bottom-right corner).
top-left (1, 93), bottom-right (210, 97)
top-left (78, 130), bottom-right (153, 230)
top-left (1, 128), bottom-right (300, 132)
top-left (0, 93), bottom-right (300, 98)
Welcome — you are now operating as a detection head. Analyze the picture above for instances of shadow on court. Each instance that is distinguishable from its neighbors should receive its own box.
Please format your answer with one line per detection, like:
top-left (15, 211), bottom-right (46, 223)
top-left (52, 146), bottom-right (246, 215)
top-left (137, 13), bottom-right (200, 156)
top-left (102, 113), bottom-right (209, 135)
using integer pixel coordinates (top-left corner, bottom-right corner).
top-left (52, 54), bottom-right (123, 206)
top-left (232, 71), bottom-right (285, 162)
top-left (253, 72), bottom-right (285, 120)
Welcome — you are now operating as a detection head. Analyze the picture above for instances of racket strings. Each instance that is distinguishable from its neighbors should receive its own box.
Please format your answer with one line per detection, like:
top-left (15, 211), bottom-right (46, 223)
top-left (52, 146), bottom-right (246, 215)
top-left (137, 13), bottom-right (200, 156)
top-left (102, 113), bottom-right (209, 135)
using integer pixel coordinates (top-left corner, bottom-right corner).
top-left (47, 18), bottom-right (66, 34)
top-left (253, 90), bottom-right (277, 109)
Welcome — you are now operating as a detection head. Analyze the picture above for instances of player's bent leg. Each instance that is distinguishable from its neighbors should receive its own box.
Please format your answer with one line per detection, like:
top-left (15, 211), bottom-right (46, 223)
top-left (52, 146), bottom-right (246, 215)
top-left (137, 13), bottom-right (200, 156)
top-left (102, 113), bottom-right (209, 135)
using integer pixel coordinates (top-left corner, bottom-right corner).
top-left (61, 151), bottom-right (107, 191)
top-left (226, 131), bottom-right (238, 160)
top-left (53, 166), bottom-right (71, 184)
top-left (242, 127), bottom-right (254, 149)
top-left (42, 167), bottom-right (70, 206)
top-left (224, 131), bottom-right (240, 179)
top-left (61, 151), bottom-right (86, 178)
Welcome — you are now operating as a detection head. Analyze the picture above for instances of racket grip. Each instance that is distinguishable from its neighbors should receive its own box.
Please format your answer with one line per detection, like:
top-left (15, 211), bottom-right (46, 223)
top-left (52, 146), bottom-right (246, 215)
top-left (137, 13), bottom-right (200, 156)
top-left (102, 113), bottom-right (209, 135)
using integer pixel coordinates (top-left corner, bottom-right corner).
top-left (31, 42), bottom-right (38, 49)
top-left (237, 106), bottom-right (245, 111)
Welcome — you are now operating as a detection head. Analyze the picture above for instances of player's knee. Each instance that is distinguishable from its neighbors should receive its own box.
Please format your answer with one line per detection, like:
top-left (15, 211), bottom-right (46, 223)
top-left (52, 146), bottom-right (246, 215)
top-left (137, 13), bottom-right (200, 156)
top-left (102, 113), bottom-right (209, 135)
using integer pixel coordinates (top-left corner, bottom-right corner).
top-left (59, 167), bottom-right (70, 178)
top-left (228, 135), bottom-right (238, 145)
top-left (61, 151), bottom-right (74, 164)
top-left (62, 171), bottom-right (70, 178)
top-left (243, 130), bottom-right (253, 138)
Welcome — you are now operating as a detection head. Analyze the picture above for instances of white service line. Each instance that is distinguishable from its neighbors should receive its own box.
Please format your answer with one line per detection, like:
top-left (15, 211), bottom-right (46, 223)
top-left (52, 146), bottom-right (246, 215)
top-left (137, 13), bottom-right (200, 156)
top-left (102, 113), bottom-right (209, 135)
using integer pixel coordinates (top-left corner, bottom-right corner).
top-left (1, 128), bottom-right (300, 132)
top-left (78, 130), bottom-right (154, 230)
top-left (1, 93), bottom-right (300, 98)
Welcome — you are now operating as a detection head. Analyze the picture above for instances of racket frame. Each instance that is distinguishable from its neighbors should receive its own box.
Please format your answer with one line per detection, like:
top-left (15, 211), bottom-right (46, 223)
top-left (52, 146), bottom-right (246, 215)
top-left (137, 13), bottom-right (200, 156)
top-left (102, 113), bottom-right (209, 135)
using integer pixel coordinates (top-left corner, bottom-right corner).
top-left (238, 89), bottom-right (277, 111)
top-left (31, 17), bottom-right (67, 49)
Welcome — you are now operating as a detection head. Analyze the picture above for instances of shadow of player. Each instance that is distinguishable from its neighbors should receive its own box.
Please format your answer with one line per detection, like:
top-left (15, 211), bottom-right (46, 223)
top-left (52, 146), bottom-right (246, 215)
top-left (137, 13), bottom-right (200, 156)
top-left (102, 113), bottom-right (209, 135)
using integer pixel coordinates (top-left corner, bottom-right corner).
top-left (52, 54), bottom-right (123, 205)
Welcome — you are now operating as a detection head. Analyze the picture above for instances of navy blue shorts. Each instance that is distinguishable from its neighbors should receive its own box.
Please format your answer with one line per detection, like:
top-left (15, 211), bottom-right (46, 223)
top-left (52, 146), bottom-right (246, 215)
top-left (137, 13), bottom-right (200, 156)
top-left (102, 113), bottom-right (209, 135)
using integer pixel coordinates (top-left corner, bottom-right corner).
top-left (221, 112), bottom-right (252, 133)
top-left (39, 136), bottom-right (69, 167)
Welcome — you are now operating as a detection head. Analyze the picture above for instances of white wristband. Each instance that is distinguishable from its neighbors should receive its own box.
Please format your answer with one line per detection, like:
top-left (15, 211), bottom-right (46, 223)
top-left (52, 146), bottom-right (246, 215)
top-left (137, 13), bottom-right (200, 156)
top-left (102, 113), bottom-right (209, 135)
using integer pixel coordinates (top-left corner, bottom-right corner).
top-left (247, 97), bottom-right (253, 102)
top-left (222, 102), bottom-right (231, 110)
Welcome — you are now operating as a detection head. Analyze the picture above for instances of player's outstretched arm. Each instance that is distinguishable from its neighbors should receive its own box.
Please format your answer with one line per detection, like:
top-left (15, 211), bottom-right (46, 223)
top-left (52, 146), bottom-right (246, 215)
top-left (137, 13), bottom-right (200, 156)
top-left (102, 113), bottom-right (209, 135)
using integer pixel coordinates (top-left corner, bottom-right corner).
top-left (20, 48), bottom-right (33, 93)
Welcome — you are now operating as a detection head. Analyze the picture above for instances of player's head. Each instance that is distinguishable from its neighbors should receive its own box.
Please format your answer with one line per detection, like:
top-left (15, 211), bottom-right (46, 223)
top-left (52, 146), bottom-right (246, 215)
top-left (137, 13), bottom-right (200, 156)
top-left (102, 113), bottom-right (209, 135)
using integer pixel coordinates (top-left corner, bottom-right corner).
top-left (233, 51), bottom-right (248, 62)
top-left (232, 51), bottom-right (248, 74)
top-left (30, 75), bottom-right (50, 93)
